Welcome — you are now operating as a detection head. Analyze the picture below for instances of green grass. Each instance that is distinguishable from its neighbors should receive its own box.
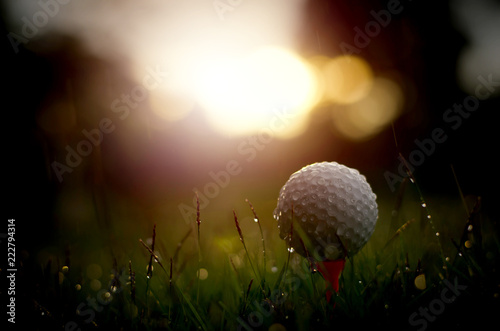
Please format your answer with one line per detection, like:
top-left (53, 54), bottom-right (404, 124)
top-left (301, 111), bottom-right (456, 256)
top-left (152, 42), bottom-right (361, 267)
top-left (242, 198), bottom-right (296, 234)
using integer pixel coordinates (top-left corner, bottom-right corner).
top-left (16, 174), bottom-right (500, 330)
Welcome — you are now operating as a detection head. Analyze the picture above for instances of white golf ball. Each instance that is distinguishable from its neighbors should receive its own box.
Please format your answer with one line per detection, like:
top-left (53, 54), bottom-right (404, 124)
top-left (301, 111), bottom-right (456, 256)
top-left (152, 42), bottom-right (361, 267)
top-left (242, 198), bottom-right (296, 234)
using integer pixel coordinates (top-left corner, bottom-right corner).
top-left (274, 162), bottom-right (378, 261)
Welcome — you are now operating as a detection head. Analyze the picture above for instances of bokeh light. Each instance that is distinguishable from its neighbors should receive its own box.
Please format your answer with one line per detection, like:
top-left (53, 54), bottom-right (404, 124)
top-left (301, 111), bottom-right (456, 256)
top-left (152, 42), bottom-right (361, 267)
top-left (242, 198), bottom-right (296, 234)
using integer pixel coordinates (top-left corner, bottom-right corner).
top-left (452, 0), bottom-right (500, 97)
top-left (331, 76), bottom-right (404, 141)
top-left (90, 279), bottom-right (102, 291)
top-left (197, 268), bottom-right (209, 280)
top-left (320, 55), bottom-right (374, 105)
top-left (86, 264), bottom-right (103, 279)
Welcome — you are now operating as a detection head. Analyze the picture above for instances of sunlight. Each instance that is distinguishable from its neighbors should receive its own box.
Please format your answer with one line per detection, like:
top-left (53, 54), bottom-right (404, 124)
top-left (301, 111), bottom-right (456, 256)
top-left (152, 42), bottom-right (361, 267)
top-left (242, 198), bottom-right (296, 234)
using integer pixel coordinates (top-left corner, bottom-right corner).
top-left (194, 47), bottom-right (318, 137)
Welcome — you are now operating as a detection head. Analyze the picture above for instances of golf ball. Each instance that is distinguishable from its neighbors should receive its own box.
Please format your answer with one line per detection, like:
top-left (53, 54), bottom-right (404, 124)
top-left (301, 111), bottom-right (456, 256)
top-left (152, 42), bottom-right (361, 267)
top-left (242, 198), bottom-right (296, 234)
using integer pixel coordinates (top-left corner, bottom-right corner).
top-left (273, 162), bottom-right (378, 261)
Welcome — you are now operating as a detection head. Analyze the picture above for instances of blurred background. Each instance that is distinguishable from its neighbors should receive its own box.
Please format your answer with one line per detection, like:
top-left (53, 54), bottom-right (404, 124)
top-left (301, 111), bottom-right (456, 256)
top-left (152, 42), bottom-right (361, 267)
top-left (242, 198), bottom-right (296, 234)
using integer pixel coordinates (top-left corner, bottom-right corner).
top-left (2, 0), bottom-right (499, 274)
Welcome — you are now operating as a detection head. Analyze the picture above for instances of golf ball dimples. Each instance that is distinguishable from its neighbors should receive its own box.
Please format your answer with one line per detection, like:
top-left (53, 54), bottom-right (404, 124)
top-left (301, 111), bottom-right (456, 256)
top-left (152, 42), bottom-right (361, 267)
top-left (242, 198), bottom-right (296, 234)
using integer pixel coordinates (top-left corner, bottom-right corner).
top-left (274, 162), bottom-right (378, 261)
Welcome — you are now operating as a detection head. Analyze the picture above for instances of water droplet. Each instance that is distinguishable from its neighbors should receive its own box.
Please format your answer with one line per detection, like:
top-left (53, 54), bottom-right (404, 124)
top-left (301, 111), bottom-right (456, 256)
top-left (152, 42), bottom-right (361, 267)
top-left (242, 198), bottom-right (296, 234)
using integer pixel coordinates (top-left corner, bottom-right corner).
top-left (254, 218), bottom-right (259, 223)
top-left (427, 215), bottom-right (432, 219)
top-left (467, 224), bottom-right (473, 232)
top-left (435, 232), bottom-right (440, 237)
top-left (421, 203), bottom-right (427, 208)
top-left (271, 266), bottom-right (278, 273)
top-left (465, 240), bottom-right (472, 248)
top-left (287, 247), bottom-right (295, 253)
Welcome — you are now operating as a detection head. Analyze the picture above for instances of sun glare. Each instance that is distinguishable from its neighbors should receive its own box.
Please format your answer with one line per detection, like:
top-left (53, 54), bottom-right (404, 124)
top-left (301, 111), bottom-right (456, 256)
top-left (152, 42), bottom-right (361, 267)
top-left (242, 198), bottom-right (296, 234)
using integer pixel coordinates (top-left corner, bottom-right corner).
top-left (194, 47), bottom-right (318, 137)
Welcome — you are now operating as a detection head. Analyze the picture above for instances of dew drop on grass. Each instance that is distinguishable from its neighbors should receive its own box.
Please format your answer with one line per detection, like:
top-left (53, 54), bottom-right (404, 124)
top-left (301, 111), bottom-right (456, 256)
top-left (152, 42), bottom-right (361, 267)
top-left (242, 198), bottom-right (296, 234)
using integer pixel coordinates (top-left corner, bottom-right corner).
top-left (254, 218), bottom-right (259, 223)
top-left (271, 266), bottom-right (278, 273)
top-left (288, 247), bottom-right (295, 253)
top-left (468, 224), bottom-right (473, 232)
top-left (435, 232), bottom-right (440, 237)
top-left (421, 203), bottom-right (427, 208)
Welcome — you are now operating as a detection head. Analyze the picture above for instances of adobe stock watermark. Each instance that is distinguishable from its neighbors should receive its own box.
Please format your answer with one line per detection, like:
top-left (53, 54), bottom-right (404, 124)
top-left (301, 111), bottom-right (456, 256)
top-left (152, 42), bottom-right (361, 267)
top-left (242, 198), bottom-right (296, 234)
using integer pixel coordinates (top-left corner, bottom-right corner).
top-left (339, 0), bottom-right (406, 56)
top-left (213, 0), bottom-right (244, 21)
top-left (51, 66), bottom-right (168, 182)
top-left (177, 106), bottom-right (298, 224)
top-left (64, 270), bottom-right (128, 331)
top-left (6, 0), bottom-right (73, 54)
top-left (384, 73), bottom-right (500, 192)
top-left (408, 277), bottom-right (468, 330)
